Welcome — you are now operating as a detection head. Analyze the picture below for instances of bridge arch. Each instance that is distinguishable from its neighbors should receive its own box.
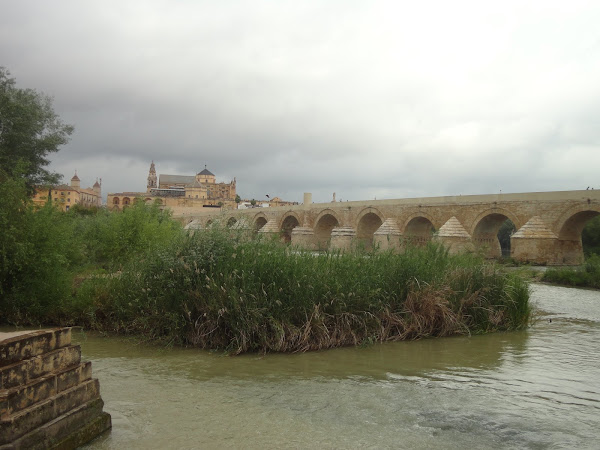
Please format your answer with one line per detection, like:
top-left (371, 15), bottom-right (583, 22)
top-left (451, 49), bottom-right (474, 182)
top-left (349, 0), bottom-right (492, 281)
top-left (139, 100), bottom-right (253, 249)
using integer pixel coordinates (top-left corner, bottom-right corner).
top-left (554, 204), bottom-right (600, 264)
top-left (253, 213), bottom-right (268, 232)
top-left (470, 208), bottom-right (520, 258)
top-left (314, 209), bottom-right (341, 250)
top-left (402, 212), bottom-right (436, 247)
top-left (280, 212), bottom-right (301, 243)
top-left (554, 204), bottom-right (600, 239)
top-left (226, 217), bottom-right (237, 228)
top-left (469, 208), bottom-right (521, 236)
top-left (355, 207), bottom-right (385, 249)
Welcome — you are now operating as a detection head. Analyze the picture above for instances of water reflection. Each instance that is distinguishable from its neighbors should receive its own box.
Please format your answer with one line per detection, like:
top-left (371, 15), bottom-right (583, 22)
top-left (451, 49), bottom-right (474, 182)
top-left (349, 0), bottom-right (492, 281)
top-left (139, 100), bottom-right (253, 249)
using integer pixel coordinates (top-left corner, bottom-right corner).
top-left (73, 326), bottom-right (525, 384)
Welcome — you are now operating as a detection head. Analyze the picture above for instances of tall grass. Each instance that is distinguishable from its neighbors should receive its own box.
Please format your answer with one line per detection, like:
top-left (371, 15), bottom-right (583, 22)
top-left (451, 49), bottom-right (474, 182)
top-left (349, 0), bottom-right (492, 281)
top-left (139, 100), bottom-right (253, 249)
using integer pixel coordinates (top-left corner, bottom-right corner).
top-left (542, 255), bottom-right (600, 289)
top-left (71, 228), bottom-right (531, 354)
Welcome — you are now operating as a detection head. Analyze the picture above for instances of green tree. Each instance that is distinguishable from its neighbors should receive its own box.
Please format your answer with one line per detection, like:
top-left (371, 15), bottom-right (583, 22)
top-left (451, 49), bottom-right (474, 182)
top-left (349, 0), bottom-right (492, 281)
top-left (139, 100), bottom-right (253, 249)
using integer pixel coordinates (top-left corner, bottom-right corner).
top-left (0, 67), bottom-right (73, 192)
top-left (582, 215), bottom-right (600, 257)
top-left (0, 170), bottom-right (81, 323)
top-left (497, 219), bottom-right (515, 257)
top-left (235, 194), bottom-right (241, 204)
top-left (250, 199), bottom-right (256, 206)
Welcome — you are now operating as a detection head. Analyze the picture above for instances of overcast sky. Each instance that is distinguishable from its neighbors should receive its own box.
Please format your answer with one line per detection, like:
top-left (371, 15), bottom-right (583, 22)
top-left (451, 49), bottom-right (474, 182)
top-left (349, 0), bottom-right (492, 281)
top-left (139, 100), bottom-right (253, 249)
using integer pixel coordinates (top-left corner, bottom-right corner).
top-left (2, 0), bottom-right (599, 203)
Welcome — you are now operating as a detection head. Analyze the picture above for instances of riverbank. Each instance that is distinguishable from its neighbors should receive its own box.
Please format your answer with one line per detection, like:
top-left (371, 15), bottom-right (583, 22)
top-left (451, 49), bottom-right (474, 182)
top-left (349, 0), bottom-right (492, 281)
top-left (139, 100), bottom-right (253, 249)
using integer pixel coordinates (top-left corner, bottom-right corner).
top-left (0, 199), bottom-right (531, 354)
top-left (540, 256), bottom-right (600, 289)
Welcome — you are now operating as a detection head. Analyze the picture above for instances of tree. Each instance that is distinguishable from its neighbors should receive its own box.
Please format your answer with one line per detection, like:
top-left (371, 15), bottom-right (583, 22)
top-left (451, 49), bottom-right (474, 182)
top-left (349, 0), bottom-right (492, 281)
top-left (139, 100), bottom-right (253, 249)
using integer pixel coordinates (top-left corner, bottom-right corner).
top-left (0, 67), bottom-right (73, 192)
top-left (235, 194), bottom-right (241, 204)
top-left (250, 199), bottom-right (257, 206)
top-left (582, 215), bottom-right (600, 256)
top-left (497, 219), bottom-right (516, 257)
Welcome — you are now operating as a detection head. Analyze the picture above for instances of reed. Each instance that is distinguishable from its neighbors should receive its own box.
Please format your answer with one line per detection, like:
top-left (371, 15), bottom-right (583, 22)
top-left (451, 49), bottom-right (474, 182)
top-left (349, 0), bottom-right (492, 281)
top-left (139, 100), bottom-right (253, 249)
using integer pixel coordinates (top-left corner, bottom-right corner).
top-left (72, 228), bottom-right (531, 354)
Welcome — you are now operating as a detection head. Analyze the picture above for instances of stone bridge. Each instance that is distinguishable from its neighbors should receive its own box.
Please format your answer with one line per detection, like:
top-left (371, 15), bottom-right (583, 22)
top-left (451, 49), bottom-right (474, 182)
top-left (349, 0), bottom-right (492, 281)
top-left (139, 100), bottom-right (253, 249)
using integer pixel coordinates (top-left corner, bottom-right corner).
top-left (175, 190), bottom-right (600, 265)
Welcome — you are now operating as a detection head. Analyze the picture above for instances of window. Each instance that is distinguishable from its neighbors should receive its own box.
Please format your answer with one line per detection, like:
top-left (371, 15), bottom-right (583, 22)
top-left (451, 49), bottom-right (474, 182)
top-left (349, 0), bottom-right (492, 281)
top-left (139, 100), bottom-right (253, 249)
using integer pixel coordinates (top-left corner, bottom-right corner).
top-left (67, 198), bottom-right (70, 202)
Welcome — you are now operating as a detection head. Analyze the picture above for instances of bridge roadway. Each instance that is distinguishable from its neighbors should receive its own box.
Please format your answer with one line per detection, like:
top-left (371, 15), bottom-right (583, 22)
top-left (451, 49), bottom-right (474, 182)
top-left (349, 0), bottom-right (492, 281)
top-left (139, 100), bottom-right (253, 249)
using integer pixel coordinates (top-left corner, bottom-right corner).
top-left (174, 190), bottom-right (600, 265)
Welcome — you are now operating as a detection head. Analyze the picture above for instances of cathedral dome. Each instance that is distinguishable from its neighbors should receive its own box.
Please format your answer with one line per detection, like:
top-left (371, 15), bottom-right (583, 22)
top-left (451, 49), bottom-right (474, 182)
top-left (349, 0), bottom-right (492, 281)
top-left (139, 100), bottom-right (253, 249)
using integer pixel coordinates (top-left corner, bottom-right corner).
top-left (197, 168), bottom-right (214, 176)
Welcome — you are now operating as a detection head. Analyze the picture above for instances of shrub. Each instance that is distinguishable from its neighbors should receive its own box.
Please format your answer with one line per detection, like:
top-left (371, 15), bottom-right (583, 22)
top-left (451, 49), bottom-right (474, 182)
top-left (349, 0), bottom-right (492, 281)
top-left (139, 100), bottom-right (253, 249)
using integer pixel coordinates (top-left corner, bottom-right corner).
top-left (542, 255), bottom-right (600, 289)
top-left (73, 229), bottom-right (531, 353)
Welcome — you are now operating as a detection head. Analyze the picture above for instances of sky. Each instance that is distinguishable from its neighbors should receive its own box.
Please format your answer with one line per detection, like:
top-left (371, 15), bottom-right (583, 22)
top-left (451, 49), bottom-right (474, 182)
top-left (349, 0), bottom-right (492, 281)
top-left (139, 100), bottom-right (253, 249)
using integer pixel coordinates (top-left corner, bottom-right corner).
top-left (2, 0), bottom-right (600, 203)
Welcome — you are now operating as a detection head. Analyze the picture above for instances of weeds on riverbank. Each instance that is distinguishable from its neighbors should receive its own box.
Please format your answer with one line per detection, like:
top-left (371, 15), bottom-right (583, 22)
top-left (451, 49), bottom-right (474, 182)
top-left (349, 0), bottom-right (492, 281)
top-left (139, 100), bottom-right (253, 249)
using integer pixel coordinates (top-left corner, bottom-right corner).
top-left (541, 255), bottom-right (600, 289)
top-left (70, 228), bottom-right (531, 354)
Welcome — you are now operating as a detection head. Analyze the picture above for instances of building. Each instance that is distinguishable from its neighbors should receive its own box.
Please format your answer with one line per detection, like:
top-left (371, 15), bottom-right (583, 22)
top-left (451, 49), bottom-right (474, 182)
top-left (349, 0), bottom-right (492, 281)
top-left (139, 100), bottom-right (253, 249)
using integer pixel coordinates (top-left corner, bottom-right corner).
top-left (237, 197), bottom-right (299, 209)
top-left (108, 162), bottom-right (237, 211)
top-left (33, 173), bottom-right (102, 211)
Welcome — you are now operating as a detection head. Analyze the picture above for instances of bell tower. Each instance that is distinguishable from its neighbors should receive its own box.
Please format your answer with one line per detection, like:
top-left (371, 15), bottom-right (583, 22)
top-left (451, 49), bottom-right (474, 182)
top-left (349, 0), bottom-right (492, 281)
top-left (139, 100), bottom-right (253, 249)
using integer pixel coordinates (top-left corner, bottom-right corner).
top-left (70, 172), bottom-right (81, 189)
top-left (147, 161), bottom-right (157, 192)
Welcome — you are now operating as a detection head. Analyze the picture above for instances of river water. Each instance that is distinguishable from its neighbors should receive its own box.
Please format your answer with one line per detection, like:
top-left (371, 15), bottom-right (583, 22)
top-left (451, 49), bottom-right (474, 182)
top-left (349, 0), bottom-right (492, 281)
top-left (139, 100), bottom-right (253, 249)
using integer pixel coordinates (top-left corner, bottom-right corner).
top-left (70, 283), bottom-right (599, 449)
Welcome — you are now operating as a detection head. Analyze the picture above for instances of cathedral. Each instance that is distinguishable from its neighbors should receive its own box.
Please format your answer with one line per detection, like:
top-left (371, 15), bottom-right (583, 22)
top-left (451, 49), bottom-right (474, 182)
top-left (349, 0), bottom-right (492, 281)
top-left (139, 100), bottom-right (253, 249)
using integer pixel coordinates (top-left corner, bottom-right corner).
top-left (107, 162), bottom-right (237, 211)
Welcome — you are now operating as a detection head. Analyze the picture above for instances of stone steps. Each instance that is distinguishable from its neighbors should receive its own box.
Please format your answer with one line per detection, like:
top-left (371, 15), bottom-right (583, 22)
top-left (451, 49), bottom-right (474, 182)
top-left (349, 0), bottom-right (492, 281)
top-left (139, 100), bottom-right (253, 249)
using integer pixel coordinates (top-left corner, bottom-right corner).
top-left (0, 329), bottom-right (72, 367)
top-left (1, 361), bottom-right (92, 418)
top-left (0, 328), bottom-right (111, 448)
top-left (0, 399), bottom-right (110, 450)
top-left (1, 345), bottom-right (82, 390)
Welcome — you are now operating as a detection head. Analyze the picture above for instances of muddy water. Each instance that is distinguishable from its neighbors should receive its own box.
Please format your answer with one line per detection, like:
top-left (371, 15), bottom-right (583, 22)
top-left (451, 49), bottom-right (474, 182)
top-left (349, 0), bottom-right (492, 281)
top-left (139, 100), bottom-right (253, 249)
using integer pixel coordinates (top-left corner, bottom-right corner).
top-left (73, 283), bottom-right (599, 449)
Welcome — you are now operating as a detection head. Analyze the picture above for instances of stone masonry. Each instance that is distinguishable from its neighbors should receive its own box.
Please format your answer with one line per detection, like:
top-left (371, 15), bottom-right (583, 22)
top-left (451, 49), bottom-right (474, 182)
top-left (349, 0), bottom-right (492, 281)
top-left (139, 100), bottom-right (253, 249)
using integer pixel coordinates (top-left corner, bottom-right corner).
top-left (179, 190), bottom-right (600, 265)
top-left (0, 328), bottom-right (111, 449)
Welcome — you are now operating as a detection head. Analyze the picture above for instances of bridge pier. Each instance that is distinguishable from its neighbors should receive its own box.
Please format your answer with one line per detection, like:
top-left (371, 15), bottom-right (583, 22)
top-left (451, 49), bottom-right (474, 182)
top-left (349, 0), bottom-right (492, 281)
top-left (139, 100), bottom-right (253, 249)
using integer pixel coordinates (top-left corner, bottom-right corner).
top-left (511, 236), bottom-right (563, 265)
top-left (434, 217), bottom-right (474, 255)
top-left (330, 227), bottom-right (356, 252)
top-left (257, 219), bottom-right (280, 241)
top-left (510, 216), bottom-right (562, 265)
top-left (291, 227), bottom-right (317, 250)
top-left (556, 239), bottom-right (585, 265)
top-left (373, 218), bottom-right (403, 252)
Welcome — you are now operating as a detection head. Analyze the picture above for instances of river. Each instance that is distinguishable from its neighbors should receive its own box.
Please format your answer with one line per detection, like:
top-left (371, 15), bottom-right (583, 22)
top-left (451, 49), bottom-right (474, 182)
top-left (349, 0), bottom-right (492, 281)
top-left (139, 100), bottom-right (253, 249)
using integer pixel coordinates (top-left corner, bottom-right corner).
top-left (70, 283), bottom-right (599, 449)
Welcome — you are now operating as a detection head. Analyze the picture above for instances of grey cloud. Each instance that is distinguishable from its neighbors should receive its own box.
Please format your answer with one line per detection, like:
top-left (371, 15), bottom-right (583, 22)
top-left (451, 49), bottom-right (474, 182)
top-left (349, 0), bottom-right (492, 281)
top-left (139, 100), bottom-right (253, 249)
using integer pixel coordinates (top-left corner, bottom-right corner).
top-left (2, 1), bottom-right (600, 202)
